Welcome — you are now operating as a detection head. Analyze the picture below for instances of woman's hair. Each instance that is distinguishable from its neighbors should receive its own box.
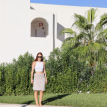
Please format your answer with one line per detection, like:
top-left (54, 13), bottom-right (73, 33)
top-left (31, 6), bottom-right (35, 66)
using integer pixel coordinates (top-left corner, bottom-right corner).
top-left (34, 52), bottom-right (43, 61)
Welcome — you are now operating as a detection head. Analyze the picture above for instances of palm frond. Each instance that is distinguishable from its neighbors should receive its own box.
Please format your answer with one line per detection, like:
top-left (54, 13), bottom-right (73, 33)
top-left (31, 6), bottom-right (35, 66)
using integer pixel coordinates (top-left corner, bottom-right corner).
top-left (76, 46), bottom-right (90, 58)
top-left (73, 13), bottom-right (94, 32)
top-left (76, 42), bottom-right (106, 64)
top-left (61, 37), bottom-right (76, 47)
top-left (72, 13), bottom-right (88, 29)
top-left (87, 8), bottom-right (97, 23)
top-left (60, 8), bottom-right (107, 67)
top-left (62, 37), bottom-right (74, 44)
top-left (76, 32), bottom-right (90, 42)
top-left (95, 47), bottom-right (107, 62)
top-left (92, 42), bottom-right (104, 52)
top-left (103, 28), bottom-right (107, 33)
top-left (95, 13), bottom-right (107, 32)
top-left (74, 13), bottom-right (87, 23)
top-left (96, 28), bottom-right (107, 42)
top-left (72, 20), bottom-right (85, 31)
top-left (60, 28), bottom-right (76, 36)
top-left (99, 13), bottom-right (107, 26)
top-left (61, 36), bottom-right (83, 49)
top-left (84, 24), bottom-right (93, 30)
top-left (95, 22), bottom-right (103, 33)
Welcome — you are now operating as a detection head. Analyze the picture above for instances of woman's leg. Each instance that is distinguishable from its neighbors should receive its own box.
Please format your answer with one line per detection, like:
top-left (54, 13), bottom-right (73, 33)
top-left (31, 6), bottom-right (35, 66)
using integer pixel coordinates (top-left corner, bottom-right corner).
top-left (34, 91), bottom-right (39, 106)
top-left (39, 91), bottom-right (43, 106)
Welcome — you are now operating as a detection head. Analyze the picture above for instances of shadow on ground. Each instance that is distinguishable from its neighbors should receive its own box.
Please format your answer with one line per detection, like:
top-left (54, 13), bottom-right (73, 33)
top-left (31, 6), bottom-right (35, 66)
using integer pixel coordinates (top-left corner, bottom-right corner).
top-left (21, 100), bottom-right (34, 107)
top-left (42, 94), bottom-right (70, 105)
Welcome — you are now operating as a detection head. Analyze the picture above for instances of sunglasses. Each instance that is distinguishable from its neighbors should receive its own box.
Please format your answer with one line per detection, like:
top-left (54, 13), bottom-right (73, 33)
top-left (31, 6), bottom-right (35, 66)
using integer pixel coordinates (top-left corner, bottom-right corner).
top-left (38, 56), bottom-right (42, 58)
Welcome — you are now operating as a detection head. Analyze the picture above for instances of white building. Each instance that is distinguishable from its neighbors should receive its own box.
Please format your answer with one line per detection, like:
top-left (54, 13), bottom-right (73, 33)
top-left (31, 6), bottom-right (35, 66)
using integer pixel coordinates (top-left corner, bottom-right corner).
top-left (0, 0), bottom-right (107, 63)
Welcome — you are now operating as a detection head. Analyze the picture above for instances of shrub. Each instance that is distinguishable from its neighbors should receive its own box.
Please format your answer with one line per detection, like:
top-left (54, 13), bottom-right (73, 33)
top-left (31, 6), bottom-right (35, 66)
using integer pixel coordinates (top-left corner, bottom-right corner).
top-left (0, 52), bottom-right (34, 95)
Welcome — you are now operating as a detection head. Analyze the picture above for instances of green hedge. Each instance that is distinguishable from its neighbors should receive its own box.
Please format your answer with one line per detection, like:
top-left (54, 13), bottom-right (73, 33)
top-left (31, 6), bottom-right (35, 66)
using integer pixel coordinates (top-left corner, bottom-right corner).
top-left (45, 48), bottom-right (92, 93)
top-left (0, 52), bottom-right (34, 96)
top-left (0, 50), bottom-right (107, 96)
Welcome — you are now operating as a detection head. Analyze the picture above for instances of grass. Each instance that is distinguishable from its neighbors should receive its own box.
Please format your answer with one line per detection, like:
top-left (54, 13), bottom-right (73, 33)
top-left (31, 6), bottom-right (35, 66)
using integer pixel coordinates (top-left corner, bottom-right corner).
top-left (0, 93), bottom-right (107, 107)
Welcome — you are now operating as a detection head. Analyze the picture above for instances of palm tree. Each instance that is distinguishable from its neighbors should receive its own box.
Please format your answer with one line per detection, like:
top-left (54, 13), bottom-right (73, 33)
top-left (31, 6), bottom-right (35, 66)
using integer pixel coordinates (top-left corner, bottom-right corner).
top-left (60, 8), bottom-right (107, 75)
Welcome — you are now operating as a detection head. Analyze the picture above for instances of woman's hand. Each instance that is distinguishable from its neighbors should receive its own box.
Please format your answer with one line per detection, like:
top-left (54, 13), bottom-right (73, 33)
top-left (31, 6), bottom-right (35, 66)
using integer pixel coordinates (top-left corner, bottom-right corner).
top-left (45, 79), bottom-right (47, 84)
top-left (31, 79), bottom-right (33, 84)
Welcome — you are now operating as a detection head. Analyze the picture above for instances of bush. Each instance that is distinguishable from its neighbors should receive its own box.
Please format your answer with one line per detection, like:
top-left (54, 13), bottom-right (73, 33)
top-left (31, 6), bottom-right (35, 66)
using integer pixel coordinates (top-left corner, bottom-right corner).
top-left (0, 52), bottom-right (34, 96)
top-left (45, 47), bottom-right (92, 93)
top-left (0, 50), bottom-right (107, 96)
top-left (89, 66), bottom-right (107, 93)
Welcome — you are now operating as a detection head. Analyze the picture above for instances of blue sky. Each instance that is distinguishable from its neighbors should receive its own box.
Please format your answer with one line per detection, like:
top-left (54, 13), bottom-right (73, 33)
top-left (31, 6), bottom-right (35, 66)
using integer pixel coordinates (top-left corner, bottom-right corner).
top-left (30, 0), bottom-right (107, 8)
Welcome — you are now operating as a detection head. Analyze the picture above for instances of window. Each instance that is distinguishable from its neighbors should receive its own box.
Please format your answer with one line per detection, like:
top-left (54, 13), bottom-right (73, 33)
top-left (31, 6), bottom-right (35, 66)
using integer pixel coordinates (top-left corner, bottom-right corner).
top-left (31, 18), bottom-right (48, 37)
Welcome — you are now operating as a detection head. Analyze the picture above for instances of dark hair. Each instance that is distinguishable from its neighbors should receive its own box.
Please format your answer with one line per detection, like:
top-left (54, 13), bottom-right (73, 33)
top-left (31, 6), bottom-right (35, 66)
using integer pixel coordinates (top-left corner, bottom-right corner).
top-left (34, 52), bottom-right (43, 61)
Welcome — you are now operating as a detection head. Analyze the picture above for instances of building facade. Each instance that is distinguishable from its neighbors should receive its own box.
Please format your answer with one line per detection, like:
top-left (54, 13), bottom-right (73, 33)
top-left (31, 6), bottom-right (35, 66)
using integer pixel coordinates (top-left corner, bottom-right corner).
top-left (0, 0), bottom-right (107, 63)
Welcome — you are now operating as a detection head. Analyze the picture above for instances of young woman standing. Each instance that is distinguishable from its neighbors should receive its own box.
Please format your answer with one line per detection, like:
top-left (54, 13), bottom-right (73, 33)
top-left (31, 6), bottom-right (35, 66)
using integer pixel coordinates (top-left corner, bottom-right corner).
top-left (31, 52), bottom-right (47, 106)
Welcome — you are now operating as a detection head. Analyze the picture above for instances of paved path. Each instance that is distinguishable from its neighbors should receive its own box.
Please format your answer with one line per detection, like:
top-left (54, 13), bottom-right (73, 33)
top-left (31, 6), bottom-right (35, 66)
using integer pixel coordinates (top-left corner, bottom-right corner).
top-left (0, 103), bottom-right (70, 107)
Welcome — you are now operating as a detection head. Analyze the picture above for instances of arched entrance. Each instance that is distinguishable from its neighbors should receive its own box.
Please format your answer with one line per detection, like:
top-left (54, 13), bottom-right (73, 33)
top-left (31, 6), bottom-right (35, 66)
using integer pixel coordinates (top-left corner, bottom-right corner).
top-left (31, 17), bottom-right (48, 37)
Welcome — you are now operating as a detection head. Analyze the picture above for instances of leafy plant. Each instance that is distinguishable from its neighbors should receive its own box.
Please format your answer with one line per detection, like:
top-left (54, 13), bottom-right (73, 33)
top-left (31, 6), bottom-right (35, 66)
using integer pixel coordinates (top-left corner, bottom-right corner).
top-left (60, 8), bottom-right (107, 75)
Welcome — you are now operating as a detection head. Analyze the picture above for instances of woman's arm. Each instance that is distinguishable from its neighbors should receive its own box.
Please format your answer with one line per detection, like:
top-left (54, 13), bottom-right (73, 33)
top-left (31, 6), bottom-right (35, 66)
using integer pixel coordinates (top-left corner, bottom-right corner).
top-left (31, 61), bottom-right (35, 84)
top-left (43, 61), bottom-right (47, 84)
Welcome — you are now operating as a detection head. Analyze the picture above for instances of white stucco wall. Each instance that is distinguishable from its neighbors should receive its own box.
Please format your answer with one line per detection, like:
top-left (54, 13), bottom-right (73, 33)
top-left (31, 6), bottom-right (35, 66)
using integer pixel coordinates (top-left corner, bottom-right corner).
top-left (0, 1), bottom-right (54, 63)
top-left (0, 0), bottom-right (30, 63)
top-left (30, 3), bottom-right (107, 49)
top-left (27, 10), bottom-right (54, 59)
top-left (0, 1), bottom-right (107, 63)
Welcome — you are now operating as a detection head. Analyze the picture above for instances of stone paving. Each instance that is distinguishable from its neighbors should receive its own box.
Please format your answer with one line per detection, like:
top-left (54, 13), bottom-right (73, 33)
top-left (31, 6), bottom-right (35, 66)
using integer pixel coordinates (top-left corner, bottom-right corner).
top-left (0, 103), bottom-right (70, 107)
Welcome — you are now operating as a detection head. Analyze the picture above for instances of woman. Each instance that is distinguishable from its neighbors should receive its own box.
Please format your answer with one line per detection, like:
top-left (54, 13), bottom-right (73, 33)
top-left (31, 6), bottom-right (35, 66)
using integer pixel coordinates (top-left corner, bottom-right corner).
top-left (31, 52), bottom-right (47, 106)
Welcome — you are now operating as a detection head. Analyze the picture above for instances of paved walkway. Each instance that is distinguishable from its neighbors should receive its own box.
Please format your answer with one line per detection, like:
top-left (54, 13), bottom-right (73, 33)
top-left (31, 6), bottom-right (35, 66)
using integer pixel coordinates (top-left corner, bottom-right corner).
top-left (0, 103), bottom-right (70, 107)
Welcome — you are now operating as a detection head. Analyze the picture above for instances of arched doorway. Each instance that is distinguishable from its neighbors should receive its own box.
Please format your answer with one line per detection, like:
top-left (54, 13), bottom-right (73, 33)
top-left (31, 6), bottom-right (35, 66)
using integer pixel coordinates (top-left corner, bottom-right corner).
top-left (31, 17), bottom-right (48, 37)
